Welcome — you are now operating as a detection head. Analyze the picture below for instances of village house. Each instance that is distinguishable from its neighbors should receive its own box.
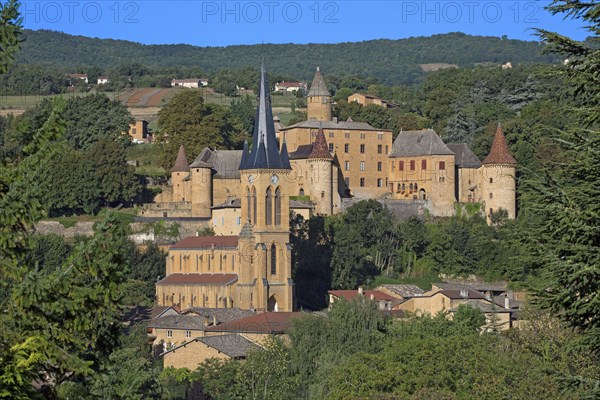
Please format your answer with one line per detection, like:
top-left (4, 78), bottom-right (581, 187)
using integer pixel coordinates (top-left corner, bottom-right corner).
top-left (171, 79), bottom-right (202, 88)
top-left (97, 76), bottom-right (109, 84)
top-left (274, 81), bottom-right (307, 93)
top-left (126, 119), bottom-right (150, 143)
top-left (66, 73), bottom-right (88, 84)
top-left (348, 93), bottom-right (394, 108)
top-left (328, 287), bottom-right (400, 310)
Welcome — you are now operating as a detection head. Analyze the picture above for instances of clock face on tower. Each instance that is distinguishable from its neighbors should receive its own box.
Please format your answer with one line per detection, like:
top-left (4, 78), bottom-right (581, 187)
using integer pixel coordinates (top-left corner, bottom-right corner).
top-left (248, 175), bottom-right (254, 183)
top-left (270, 175), bottom-right (279, 184)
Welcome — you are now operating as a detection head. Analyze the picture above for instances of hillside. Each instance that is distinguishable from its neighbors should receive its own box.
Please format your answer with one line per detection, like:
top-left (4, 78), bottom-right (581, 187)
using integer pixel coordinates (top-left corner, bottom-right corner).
top-left (17, 30), bottom-right (558, 85)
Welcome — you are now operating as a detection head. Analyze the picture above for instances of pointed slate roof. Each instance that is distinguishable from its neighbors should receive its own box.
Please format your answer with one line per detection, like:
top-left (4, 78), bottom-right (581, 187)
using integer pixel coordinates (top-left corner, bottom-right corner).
top-left (447, 143), bottom-right (482, 168)
top-left (307, 66), bottom-right (330, 97)
top-left (309, 126), bottom-right (333, 159)
top-left (239, 61), bottom-right (291, 170)
top-left (171, 145), bottom-right (190, 172)
top-left (483, 124), bottom-right (517, 165)
top-left (389, 129), bottom-right (454, 157)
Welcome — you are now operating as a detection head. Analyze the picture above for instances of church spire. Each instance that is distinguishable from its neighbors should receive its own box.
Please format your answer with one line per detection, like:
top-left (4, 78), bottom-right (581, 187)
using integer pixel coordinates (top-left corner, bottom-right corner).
top-left (482, 124), bottom-right (517, 165)
top-left (240, 60), bottom-right (291, 170)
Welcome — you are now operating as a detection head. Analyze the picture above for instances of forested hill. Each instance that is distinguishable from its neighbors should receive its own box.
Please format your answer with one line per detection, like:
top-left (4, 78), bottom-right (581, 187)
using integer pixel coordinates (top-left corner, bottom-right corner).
top-left (18, 29), bottom-right (558, 84)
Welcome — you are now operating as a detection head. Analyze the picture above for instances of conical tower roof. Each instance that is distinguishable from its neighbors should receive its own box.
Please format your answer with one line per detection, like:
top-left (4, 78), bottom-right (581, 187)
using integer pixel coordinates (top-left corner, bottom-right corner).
top-left (309, 125), bottom-right (333, 159)
top-left (482, 124), bottom-right (517, 165)
top-left (171, 144), bottom-right (190, 172)
top-left (307, 66), bottom-right (330, 97)
top-left (239, 61), bottom-right (291, 170)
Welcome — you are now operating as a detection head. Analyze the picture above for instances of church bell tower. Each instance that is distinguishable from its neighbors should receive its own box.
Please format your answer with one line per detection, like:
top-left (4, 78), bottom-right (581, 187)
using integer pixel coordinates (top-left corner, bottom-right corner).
top-left (237, 61), bottom-right (294, 312)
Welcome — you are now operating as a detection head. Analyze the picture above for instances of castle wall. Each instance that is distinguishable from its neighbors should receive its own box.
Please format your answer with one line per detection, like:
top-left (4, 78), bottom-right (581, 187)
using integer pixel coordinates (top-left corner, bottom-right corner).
top-left (212, 207), bottom-right (243, 236)
top-left (456, 167), bottom-right (480, 203)
top-left (191, 167), bottom-right (212, 218)
top-left (284, 126), bottom-right (392, 198)
top-left (388, 154), bottom-right (456, 216)
top-left (212, 178), bottom-right (241, 206)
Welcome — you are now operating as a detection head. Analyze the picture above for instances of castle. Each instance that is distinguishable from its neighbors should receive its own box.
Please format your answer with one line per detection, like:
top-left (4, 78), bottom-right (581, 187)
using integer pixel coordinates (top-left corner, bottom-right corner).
top-left (143, 66), bottom-right (517, 227)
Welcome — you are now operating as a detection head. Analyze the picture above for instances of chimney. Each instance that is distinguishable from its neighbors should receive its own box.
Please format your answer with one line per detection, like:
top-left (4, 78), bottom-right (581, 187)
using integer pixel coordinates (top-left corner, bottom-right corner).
top-left (332, 117), bottom-right (338, 124)
top-left (504, 294), bottom-right (510, 309)
top-left (204, 316), bottom-right (209, 327)
top-left (485, 291), bottom-right (492, 301)
top-left (460, 288), bottom-right (468, 298)
top-left (358, 287), bottom-right (364, 296)
top-left (212, 315), bottom-right (217, 326)
top-left (370, 293), bottom-right (375, 301)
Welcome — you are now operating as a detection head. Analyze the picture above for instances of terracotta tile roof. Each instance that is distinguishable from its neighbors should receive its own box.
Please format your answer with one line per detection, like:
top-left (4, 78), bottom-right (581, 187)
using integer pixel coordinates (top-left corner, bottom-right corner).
top-left (170, 236), bottom-right (239, 249)
top-left (482, 124), bottom-right (517, 165)
top-left (309, 126), bottom-right (333, 159)
top-left (205, 312), bottom-right (304, 334)
top-left (171, 145), bottom-right (190, 172)
top-left (156, 273), bottom-right (238, 286)
top-left (329, 290), bottom-right (398, 302)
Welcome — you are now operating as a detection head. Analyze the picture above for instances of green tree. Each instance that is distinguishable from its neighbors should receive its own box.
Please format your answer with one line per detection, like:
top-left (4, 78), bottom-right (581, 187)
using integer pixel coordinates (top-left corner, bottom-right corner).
top-left (85, 138), bottom-right (141, 206)
top-left (62, 93), bottom-right (132, 149)
top-left (0, 0), bottom-right (22, 74)
top-left (230, 93), bottom-right (255, 134)
top-left (157, 90), bottom-right (244, 169)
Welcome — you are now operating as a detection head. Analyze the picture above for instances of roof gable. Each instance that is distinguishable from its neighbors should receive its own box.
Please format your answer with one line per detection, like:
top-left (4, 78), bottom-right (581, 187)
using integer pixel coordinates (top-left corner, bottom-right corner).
top-left (447, 143), bottom-right (482, 168)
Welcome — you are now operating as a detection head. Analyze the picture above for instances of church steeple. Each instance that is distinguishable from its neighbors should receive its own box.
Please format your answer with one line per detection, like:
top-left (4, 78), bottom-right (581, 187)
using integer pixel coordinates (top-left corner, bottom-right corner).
top-left (240, 61), bottom-right (291, 170)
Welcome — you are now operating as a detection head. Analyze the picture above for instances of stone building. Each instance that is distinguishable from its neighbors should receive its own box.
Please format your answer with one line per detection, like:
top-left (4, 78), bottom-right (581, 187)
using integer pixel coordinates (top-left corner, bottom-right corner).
top-left (142, 66), bottom-right (517, 223)
top-left (155, 64), bottom-right (295, 312)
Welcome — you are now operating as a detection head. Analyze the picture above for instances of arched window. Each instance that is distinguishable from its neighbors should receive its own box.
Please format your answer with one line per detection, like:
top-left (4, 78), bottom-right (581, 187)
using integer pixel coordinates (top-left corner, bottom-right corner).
top-left (402, 183), bottom-right (405, 191)
top-left (266, 187), bottom-right (273, 225)
top-left (299, 188), bottom-right (304, 196)
top-left (270, 243), bottom-right (277, 275)
top-left (246, 188), bottom-right (251, 223)
top-left (275, 187), bottom-right (282, 225)
top-left (409, 183), bottom-right (414, 191)
top-left (252, 187), bottom-right (257, 225)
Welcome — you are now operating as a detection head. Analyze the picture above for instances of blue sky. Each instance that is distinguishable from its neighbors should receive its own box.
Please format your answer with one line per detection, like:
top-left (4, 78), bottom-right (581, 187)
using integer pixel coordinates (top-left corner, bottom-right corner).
top-left (21, 1), bottom-right (588, 46)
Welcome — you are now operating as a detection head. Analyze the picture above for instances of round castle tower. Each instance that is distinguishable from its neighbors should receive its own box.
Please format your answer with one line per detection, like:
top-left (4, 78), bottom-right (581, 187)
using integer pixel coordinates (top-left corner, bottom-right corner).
top-left (308, 126), bottom-right (334, 215)
top-left (480, 124), bottom-right (517, 221)
top-left (189, 152), bottom-right (213, 219)
top-left (171, 144), bottom-right (189, 202)
top-left (307, 66), bottom-right (332, 122)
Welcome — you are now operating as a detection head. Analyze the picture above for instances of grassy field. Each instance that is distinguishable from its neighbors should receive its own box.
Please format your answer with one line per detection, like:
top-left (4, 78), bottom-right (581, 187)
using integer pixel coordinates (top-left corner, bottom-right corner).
top-left (126, 143), bottom-right (166, 176)
top-left (48, 208), bottom-right (137, 228)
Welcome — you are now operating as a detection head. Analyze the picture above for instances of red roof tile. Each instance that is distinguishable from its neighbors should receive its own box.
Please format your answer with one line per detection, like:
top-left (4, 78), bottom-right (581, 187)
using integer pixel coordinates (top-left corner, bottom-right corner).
top-left (309, 126), bottom-right (333, 159)
top-left (171, 144), bottom-right (190, 172)
top-left (482, 124), bottom-right (517, 165)
top-left (156, 273), bottom-right (238, 286)
top-left (205, 312), bottom-right (304, 334)
top-left (170, 236), bottom-right (238, 249)
top-left (329, 290), bottom-right (398, 302)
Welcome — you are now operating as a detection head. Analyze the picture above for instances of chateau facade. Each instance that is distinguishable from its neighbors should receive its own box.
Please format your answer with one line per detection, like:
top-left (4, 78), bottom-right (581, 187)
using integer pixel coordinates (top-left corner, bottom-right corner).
top-left (143, 66), bottom-right (517, 226)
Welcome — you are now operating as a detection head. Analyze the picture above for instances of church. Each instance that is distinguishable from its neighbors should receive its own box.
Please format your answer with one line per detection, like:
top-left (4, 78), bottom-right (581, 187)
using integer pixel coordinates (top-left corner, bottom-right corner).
top-left (155, 63), bottom-right (295, 312)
